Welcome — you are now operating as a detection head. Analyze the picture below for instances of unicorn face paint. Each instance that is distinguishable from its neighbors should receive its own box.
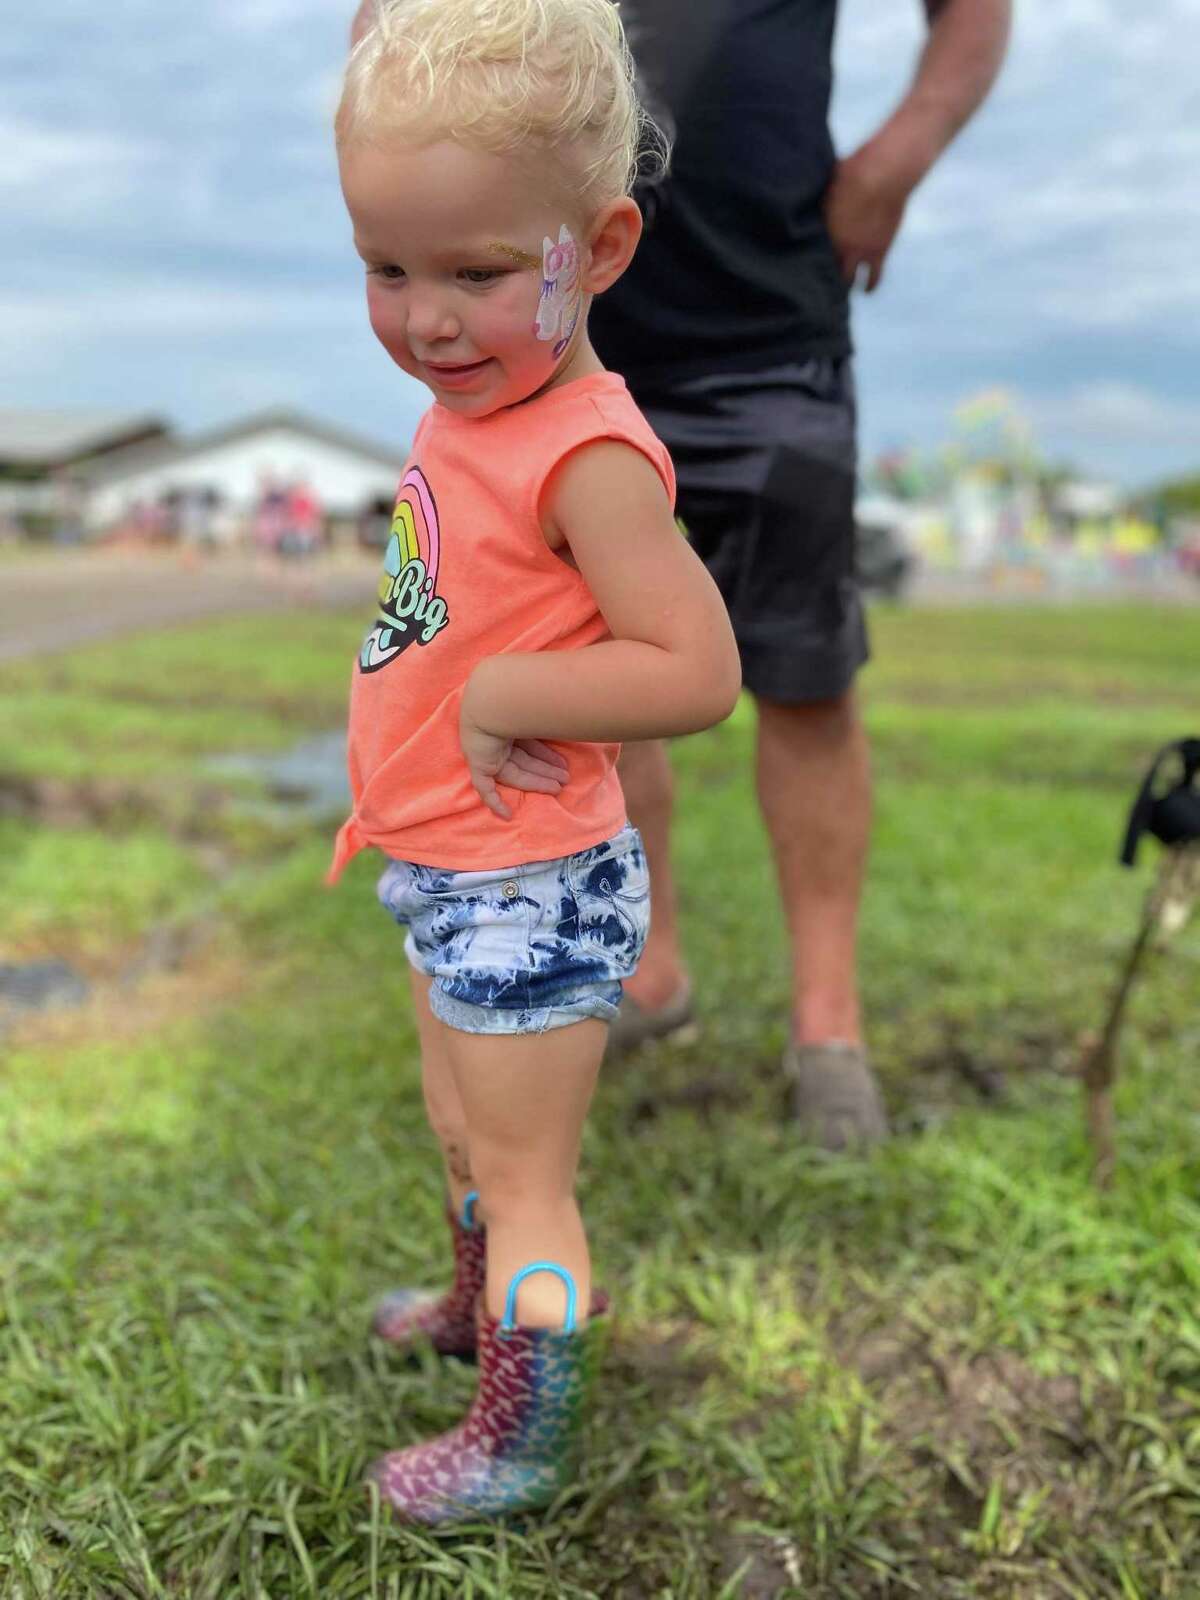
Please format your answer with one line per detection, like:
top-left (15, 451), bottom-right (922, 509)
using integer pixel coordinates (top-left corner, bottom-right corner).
top-left (535, 226), bottom-right (583, 360)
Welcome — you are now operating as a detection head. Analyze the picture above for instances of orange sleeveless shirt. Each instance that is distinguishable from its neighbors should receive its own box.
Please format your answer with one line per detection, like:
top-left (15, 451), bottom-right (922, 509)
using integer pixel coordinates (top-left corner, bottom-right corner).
top-left (329, 372), bottom-right (676, 879)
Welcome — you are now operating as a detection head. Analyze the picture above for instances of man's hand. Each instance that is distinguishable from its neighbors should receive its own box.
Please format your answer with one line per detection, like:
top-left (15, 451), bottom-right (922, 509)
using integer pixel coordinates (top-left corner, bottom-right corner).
top-left (824, 137), bottom-right (914, 294)
top-left (459, 696), bottom-right (569, 821)
top-left (825, 0), bottom-right (1012, 294)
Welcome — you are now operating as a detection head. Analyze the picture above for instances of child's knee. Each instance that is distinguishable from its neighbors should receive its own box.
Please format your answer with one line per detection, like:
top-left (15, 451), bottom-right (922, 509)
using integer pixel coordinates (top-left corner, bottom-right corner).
top-left (423, 1075), bottom-right (467, 1144)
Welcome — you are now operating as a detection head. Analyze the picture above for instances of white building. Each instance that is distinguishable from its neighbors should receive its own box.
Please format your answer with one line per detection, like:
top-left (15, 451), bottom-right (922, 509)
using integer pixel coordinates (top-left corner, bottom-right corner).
top-left (0, 409), bottom-right (171, 532)
top-left (79, 408), bottom-right (406, 537)
top-left (0, 408), bottom-right (170, 473)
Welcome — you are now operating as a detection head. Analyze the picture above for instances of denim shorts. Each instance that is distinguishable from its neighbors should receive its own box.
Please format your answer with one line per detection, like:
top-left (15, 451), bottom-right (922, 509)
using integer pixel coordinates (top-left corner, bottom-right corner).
top-left (376, 823), bottom-right (650, 1036)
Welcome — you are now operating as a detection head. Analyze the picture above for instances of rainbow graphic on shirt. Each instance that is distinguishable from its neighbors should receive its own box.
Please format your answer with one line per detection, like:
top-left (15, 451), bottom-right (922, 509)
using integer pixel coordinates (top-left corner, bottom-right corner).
top-left (359, 464), bottom-right (451, 673)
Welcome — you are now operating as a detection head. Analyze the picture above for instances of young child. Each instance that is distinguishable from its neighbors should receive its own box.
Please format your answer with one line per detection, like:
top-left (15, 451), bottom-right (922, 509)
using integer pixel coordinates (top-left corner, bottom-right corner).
top-left (330, 0), bottom-right (741, 1524)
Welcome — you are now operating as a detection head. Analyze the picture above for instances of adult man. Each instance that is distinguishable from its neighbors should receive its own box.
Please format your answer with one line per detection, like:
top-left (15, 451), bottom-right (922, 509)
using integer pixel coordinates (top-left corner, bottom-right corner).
top-left (592, 0), bottom-right (1011, 1147)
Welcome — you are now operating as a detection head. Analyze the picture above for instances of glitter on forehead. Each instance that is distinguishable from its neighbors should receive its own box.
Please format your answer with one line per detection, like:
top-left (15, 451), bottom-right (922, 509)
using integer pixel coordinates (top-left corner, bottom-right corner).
top-left (488, 241), bottom-right (541, 269)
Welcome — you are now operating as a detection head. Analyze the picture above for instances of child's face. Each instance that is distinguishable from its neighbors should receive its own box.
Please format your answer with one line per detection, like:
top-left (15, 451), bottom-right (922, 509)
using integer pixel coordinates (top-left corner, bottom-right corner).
top-left (340, 138), bottom-right (593, 417)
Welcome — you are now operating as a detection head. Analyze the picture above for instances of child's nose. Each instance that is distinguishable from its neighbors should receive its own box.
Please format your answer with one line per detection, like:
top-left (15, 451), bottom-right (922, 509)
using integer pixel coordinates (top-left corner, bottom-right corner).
top-left (406, 288), bottom-right (460, 345)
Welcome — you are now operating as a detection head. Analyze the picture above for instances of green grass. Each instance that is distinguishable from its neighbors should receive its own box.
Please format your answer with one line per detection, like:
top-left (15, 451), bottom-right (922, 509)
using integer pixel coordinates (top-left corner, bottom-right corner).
top-left (2, 604), bottom-right (1199, 1597)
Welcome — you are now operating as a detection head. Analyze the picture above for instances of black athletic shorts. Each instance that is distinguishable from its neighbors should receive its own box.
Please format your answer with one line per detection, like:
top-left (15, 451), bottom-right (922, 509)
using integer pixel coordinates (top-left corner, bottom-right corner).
top-left (629, 357), bottom-right (869, 704)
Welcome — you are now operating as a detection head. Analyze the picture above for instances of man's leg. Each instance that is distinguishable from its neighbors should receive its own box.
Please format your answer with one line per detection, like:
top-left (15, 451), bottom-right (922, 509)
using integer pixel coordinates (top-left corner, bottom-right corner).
top-left (616, 686), bottom-right (871, 1057)
top-left (617, 691), bottom-right (884, 1142)
top-left (615, 738), bottom-right (690, 1012)
top-left (761, 683), bottom-right (886, 1147)
top-left (755, 687), bottom-right (870, 1047)
top-left (614, 361), bottom-right (885, 1140)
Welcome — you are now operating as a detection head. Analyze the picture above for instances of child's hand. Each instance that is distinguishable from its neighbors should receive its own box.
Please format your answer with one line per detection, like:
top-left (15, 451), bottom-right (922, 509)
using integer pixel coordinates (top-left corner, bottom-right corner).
top-left (459, 703), bottom-right (568, 820)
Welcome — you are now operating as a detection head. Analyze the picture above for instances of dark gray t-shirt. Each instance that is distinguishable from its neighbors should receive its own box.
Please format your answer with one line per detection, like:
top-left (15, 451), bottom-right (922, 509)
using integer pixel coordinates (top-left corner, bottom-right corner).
top-left (591, 0), bottom-right (851, 387)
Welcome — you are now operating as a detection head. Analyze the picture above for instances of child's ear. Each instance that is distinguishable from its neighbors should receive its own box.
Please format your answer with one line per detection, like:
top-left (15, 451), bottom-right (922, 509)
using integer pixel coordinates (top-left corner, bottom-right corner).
top-left (582, 198), bottom-right (643, 295)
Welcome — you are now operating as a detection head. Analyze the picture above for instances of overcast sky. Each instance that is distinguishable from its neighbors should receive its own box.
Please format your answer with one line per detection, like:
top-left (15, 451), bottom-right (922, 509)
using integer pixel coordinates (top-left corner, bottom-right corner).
top-left (4, 0), bottom-right (1197, 486)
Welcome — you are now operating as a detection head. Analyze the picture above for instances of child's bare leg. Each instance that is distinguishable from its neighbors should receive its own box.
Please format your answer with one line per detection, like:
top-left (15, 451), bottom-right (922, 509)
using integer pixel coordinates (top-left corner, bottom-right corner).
top-left (441, 1018), bottom-right (607, 1328)
top-left (407, 967), bottom-right (475, 1217)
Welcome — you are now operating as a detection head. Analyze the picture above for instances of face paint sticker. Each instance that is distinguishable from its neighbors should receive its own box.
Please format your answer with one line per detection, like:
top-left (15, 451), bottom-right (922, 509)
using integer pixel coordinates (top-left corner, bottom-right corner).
top-left (359, 464), bottom-right (451, 674)
top-left (534, 225), bottom-right (582, 359)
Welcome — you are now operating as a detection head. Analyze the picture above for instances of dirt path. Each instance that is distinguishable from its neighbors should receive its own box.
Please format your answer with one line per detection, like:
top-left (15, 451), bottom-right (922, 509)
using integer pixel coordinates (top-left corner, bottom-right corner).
top-left (0, 549), bottom-right (378, 662)
top-left (4, 547), bottom-right (1195, 666)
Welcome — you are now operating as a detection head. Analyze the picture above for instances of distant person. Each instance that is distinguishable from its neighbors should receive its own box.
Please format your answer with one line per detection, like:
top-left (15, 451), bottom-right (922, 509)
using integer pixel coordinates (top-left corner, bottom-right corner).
top-left (50, 468), bottom-right (85, 547)
top-left (334, 0), bottom-right (739, 1523)
top-left (280, 478), bottom-right (323, 558)
top-left (178, 486), bottom-right (218, 552)
top-left (253, 472), bottom-right (288, 557)
top-left (589, 0), bottom-right (1011, 1148)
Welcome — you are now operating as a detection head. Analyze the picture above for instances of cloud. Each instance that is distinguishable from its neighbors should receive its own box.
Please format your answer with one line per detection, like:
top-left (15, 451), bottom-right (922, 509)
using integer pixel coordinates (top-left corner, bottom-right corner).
top-left (0, 114), bottom-right (161, 221)
top-left (3, 0), bottom-right (1198, 485)
top-left (0, 278), bottom-right (353, 356)
top-left (212, 0), bottom-right (334, 29)
top-left (1029, 383), bottom-right (1200, 448)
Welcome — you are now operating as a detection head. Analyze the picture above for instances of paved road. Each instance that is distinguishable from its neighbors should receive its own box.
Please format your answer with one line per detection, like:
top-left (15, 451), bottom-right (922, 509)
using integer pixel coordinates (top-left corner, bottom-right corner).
top-left (3, 548), bottom-right (1195, 665)
top-left (0, 550), bottom-right (379, 662)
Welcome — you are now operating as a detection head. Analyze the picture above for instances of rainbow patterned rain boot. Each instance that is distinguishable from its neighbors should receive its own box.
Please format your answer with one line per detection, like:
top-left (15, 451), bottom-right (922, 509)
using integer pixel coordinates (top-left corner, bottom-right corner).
top-left (371, 1192), bottom-right (485, 1358)
top-left (367, 1263), bottom-right (608, 1525)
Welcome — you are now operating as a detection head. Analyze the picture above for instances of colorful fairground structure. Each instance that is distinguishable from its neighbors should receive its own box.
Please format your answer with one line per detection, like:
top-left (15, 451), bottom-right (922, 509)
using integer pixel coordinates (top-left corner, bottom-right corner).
top-left (860, 389), bottom-right (1195, 594)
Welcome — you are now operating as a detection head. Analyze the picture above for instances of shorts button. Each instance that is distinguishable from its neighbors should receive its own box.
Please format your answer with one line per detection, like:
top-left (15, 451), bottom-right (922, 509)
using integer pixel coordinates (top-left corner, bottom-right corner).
top-left (502, 880), bottom-right (520, 900)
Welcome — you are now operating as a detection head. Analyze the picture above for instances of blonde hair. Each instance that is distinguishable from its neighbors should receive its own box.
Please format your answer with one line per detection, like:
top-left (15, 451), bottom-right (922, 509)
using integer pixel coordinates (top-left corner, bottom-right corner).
top-left (337, 0), bottom-right (668, 208)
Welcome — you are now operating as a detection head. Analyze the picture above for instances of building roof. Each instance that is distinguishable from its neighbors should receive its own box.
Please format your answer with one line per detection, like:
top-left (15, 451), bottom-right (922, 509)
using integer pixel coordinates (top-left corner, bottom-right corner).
top-left (80, 407), bottom-right (405, 484)
top-left (0, 409), bottom-right (170, 469)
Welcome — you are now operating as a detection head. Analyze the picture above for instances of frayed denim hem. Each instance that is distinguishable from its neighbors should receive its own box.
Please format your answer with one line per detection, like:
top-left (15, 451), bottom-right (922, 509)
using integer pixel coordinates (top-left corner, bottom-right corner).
top-left (428, 984), bottom-right (622, 1036)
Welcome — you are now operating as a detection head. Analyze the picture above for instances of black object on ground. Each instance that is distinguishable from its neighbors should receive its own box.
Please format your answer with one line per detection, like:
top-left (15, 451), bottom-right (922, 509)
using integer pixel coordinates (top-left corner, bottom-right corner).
top-left (1120, 737), bottom-right (1200, 863)
top-left (0, 960), bottom-right (89, 1020)
top-left (1081, 734), bottom-right (1200, 1186)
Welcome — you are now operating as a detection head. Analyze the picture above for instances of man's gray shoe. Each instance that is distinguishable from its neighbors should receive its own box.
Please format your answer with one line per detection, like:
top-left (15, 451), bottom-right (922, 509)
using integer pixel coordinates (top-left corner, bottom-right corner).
top-left (785, 1042), bottom-right (888, 1150)
top-left (606, 983), bottom-right (698, 1058)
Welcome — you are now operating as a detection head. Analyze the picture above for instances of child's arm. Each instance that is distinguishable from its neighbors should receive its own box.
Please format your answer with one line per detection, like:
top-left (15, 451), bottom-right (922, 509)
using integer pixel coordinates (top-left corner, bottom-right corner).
top-left (460, 440), bottom-right (741, 813)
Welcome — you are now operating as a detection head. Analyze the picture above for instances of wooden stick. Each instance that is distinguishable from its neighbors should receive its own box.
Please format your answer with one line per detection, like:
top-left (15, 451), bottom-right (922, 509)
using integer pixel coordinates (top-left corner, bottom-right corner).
top-left (1080, 846), bottom-right (1193, 1188)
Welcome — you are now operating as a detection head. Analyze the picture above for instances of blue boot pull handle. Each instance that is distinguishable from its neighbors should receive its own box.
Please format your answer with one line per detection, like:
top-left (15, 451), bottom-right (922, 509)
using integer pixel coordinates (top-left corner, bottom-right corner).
top-left (500, 1261), bottom-right (578, 1336)
top-left (460, 1190), bottom-right (480, 1230)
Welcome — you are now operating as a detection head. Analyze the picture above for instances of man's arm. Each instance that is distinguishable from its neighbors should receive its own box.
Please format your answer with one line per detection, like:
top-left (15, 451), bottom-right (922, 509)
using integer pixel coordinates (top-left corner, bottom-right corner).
top-left (825, 0), bottom-right (1012, 292)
